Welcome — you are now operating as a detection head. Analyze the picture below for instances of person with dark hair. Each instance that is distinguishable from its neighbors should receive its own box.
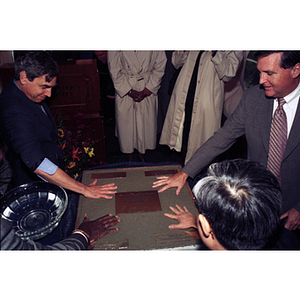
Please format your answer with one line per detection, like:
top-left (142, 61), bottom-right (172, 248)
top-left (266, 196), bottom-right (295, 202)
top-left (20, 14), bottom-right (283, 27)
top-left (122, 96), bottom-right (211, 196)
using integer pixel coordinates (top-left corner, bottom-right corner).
top-left (164, 159), bottom-right (300, 250)
top-left (153, 51), bottom-right (300, 235)
top-left (14, 51), bottom-right (59, 82)
top-left (0, 51), bottom-right (117, 199)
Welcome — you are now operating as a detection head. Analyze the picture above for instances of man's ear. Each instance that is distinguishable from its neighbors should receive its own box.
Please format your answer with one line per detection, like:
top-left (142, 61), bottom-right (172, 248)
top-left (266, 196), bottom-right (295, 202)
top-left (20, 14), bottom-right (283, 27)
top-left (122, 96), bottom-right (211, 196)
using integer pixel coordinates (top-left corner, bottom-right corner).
top-left (19, 70), bottom-right (28, 85)
top-left (292, 63), bottom-right (300, 79)
top-left (198, 214), bottom-right (212, 238)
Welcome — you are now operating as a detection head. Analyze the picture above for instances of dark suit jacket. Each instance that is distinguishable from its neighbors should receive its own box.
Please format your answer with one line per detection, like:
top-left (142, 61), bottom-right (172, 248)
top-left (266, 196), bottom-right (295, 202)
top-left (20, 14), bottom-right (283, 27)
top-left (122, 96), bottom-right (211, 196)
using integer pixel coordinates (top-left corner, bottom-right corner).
top-left (183, 84), bottom-right (300, 214)
top-left (0, 79), bottom-right (64, 188)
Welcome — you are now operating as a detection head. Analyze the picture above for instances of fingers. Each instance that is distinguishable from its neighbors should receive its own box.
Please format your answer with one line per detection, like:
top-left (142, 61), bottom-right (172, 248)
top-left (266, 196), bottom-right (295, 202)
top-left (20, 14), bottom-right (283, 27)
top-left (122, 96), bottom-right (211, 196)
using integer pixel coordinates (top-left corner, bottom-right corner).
top-left (103, 217), bottom-right (121, 229)
top-left (152, 173), bottom-right (186, 195)
top-left (280, 212), bottom-right (288, 220)
top-left (168, 223), bottom-right (180, 230)
top-left (96, 214), bottom-right (112, 221)
top-left (152, 180), bottom-right (167, 188)
top-left (164, 212), bottom-right (179, 220)
top-left (182, 205), bottom-right (189, 212)
top-left (101, 188), bottom-right (118, 193)
top-left (87, 182), bottom-right (117, 189)
top-left (106, 227), bottom-right (119, 234)
top-left (157, 186), bottom-right (169, 193)
top-left (175, 204), bottom-right (185, 212)
top-left (84, 183), bottom-right (118, 199)
top-left (100, 183), bottom-right (118, 188)
top-left (168, 205), bottom-right (179, 214)
top-left (100, 194), bottom-right (114, 199)
top-left (167, 205), bottom-right (184, 214)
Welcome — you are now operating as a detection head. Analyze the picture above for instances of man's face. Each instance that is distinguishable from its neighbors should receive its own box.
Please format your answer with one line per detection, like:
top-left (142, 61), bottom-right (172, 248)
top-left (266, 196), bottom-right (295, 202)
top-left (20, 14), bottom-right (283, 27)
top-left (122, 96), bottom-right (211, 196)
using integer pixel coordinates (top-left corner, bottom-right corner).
top-left (21, 73), bottom-right (57, 103)
top-left (257, 52), bottom-right (300, 98)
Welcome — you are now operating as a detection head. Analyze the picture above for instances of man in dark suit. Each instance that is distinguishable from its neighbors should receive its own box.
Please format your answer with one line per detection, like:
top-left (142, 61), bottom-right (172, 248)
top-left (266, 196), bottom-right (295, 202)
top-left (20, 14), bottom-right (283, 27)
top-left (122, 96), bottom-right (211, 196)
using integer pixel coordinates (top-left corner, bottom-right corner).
top-left (0, 51), bottom-right (117, 199)
top-left (153, 51), bottom-right (300, 232)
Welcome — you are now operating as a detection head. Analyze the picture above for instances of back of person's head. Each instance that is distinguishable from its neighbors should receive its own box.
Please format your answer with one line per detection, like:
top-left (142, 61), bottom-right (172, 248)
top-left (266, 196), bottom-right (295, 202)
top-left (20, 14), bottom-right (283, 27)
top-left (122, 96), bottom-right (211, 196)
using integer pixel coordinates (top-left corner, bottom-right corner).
top-left (14, 51), bottom-right (59, 82)
top-left (192, 159), bottom-right (282, 250)
top-left (256, 51), bottom-right (300, 69)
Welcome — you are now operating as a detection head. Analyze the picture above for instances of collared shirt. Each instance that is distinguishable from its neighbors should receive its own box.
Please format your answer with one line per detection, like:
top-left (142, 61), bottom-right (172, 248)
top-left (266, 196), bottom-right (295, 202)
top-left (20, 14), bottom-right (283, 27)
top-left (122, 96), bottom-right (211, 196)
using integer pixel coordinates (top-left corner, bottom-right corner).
top-left (13, 80), bottom-right (58, 176)
top-left (273, 81), bottom-right (300, 137)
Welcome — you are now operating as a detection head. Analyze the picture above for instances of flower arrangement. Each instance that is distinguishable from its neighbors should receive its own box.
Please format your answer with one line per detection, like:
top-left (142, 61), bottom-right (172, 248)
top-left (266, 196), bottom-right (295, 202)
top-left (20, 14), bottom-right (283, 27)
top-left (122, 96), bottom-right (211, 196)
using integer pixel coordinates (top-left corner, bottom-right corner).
top-left (57, 112), bottom-right (96, 179)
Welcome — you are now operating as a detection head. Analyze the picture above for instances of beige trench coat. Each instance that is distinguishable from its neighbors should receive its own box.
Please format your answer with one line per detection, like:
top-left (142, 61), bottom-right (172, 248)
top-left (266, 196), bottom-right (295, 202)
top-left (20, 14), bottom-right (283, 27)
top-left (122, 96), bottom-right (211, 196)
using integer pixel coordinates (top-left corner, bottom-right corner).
top-left (159, 50), bottom-right (244, 164)
top-left (107, 51), bottom-right (166, 154)
top-left (223, 51), bottom-right (249, 118)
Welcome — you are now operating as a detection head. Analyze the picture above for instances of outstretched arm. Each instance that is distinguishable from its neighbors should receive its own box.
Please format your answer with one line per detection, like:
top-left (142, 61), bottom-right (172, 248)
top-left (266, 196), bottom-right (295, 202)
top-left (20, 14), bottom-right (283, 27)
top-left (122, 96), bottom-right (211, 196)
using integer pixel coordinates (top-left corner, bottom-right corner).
top-left (35, 167), bottom-right (117, 199)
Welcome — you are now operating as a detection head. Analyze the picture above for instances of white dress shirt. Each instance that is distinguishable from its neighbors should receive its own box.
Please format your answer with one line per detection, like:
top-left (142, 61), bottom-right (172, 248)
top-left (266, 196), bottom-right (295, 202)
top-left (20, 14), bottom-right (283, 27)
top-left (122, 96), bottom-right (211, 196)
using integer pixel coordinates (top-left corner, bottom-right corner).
top-left (273, 81), bottom-right (300, 137)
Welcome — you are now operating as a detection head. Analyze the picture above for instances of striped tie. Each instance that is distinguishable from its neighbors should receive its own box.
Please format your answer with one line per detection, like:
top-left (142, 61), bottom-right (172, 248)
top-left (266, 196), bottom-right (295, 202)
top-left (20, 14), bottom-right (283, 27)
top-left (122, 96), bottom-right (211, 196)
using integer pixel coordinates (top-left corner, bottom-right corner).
top-left (267, 97), bottom-right (287, 185)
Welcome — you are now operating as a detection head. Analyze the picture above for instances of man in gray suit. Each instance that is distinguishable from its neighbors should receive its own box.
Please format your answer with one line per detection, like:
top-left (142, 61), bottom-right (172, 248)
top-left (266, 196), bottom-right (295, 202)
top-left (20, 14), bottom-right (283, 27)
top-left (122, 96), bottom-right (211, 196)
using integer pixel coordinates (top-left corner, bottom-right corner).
top-left (153, 51), bottom-right (300, 232)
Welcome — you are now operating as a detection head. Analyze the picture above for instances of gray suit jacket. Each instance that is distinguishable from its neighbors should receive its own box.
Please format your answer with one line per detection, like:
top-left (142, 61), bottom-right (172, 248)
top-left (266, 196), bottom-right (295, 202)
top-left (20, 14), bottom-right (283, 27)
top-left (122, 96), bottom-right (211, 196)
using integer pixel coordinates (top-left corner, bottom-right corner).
top-left (183, 84), bottom-right (300, 214)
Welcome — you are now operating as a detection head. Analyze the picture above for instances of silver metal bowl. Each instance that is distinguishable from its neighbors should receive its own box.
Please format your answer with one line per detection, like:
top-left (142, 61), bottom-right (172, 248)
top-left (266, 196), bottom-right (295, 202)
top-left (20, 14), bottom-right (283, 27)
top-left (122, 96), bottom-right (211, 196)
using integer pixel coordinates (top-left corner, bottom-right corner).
top-left (0, 181), bottom-right (68, 240)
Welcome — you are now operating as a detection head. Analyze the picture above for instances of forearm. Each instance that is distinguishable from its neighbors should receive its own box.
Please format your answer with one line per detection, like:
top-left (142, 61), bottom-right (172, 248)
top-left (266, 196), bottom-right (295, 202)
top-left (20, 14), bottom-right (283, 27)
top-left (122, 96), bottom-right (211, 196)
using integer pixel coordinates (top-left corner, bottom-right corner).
top-left (183, 94), bottom-right (247, 178)
top-left (35, 167), bottom-right (87, 195)
top-left (183, 127), bottom-right (238, 178)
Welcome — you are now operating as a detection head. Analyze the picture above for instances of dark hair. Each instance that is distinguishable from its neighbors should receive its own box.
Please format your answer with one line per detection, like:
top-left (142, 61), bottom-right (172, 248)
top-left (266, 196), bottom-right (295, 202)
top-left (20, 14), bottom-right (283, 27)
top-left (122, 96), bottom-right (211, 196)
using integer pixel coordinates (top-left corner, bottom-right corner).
top-left (14, 51), bottom-right (59, 82)
top-left (193, 159), bottom-right (282, 250)
top-left (256, 51), bottom-right (300, 69)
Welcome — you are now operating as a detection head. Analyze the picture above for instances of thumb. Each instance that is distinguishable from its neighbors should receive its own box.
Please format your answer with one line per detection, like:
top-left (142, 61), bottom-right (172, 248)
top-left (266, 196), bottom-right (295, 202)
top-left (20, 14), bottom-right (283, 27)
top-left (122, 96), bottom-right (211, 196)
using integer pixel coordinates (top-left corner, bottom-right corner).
top-left (168, 224), bottom-right (177, 229)
top-left (83, 214), bottom-right (90, 223)
top-left (88, 179), bottom-right (97, 187)
top-left (175, 186), bottom-right (182, 195)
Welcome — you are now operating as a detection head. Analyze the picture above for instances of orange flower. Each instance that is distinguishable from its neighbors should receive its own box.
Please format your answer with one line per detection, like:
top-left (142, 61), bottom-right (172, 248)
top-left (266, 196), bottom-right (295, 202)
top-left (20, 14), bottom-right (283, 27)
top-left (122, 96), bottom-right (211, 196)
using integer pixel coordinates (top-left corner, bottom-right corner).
top-left (58, 128), bottom-right (64, 138)
top-left (68, 161), bottom-right (76, 169)
top-left (59, 142), bottom-right (66, 150)
top-left (71, 146), bottom-right (82, 161)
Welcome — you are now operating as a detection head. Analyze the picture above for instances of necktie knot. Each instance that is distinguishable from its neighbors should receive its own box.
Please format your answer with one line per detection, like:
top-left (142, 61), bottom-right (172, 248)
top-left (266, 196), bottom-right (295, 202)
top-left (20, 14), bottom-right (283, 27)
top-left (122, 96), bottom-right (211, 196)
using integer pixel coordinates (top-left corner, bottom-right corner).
top-left (277, 97), bottom-right (286, 108)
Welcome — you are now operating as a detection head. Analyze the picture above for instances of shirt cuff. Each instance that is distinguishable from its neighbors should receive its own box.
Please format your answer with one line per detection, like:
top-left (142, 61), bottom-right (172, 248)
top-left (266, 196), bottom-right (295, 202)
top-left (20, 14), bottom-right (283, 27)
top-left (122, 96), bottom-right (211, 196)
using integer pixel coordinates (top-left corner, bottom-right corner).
top-left (37, 158), bottom-right (58, 175)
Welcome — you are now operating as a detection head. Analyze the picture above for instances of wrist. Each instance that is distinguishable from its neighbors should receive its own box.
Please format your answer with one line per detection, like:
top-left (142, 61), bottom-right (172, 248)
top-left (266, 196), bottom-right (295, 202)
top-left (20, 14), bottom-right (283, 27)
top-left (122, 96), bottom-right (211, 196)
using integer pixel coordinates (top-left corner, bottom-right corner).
top-left (181, 171), bottom-right (189, 180)
top-left (72, 229), bottom-right (90, 244)
top-left (192, 217), bottom-right (198, 229)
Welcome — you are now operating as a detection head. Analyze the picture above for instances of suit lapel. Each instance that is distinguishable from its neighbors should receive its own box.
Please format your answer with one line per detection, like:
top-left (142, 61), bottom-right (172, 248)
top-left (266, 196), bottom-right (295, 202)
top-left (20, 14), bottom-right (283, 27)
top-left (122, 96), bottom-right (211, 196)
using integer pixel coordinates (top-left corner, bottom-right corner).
top-left (259, 94), bottom-right (274, 153)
